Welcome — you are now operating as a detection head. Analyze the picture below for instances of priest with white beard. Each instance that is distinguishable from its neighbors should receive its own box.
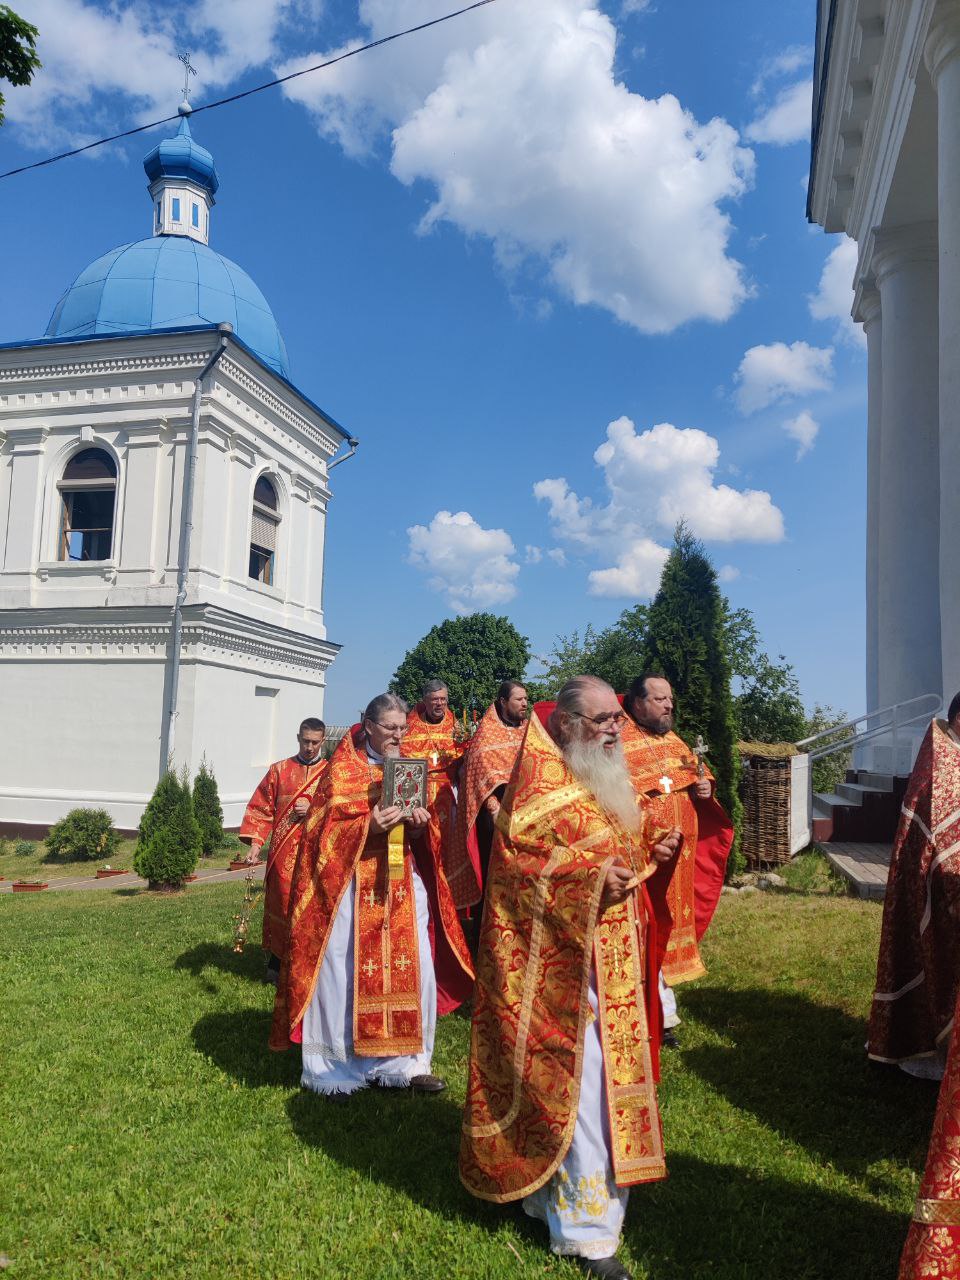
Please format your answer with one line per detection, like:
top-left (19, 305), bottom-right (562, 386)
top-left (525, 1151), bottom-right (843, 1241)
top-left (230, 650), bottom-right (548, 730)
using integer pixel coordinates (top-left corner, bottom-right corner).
top-left (461, 676), bottom-right (682, 1280)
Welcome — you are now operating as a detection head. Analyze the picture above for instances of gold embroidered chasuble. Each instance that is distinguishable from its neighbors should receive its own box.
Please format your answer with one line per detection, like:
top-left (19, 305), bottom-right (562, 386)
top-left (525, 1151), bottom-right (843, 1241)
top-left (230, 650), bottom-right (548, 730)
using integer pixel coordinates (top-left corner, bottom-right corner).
top-left (239, 755), bottom-right (327, 959)
top-left (459, 712), bottom-right (675, 1203)
top-left (869, 720), bottom-right (960, 1064)
top-left (404, 704), bottom-right (466, 879)
top-left (620, 718), bottom-right (711, 984)
top-left (899, 987), bottom-right (960, 1278)
top-left (447, 702), bottom-right (526, 909)
top-left (270, 727), bottom-right (473, 1057)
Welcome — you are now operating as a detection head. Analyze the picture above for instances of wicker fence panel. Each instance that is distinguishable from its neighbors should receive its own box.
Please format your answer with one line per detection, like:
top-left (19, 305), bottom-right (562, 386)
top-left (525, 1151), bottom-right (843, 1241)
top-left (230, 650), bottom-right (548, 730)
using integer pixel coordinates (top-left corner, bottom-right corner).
top-left (739, 748), bottom-right (793, 866)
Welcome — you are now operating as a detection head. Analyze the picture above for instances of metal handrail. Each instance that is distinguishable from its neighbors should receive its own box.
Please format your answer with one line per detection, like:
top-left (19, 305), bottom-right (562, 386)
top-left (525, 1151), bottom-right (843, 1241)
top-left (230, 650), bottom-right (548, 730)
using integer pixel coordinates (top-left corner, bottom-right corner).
top-left (796, 692), bottom-right (942, 764)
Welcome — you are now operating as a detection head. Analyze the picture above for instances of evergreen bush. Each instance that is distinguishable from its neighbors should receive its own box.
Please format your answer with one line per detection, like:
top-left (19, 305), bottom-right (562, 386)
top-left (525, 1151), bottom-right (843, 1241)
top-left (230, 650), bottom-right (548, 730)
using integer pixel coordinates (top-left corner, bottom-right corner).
top-left (642, 523), bottom-right (746, 876)
top-left (192, 759), bottom-right (225, 856)
top-left (134, 770), bottom-right (201, 889)
top-left (14, 839), bottom-right (34, 857)
top-left (45, 808), bottom-right (120, 862)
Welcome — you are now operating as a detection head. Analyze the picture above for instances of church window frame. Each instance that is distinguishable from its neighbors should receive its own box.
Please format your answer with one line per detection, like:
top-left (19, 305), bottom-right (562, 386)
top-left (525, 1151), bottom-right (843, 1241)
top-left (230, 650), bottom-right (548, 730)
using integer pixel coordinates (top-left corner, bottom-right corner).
top-left (57, 446), bottom-right (118, 564)
top-left (249, 473), bottom-right (281, 588)
top-left (171, 196), bottom-right (181, 222)
top-left (191, 202), bottom-right (200, 229)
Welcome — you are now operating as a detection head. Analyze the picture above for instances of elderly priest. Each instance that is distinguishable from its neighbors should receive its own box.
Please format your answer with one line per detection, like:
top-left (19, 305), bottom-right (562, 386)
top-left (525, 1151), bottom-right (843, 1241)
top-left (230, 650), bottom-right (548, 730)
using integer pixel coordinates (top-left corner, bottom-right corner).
top-left (271, 693), bottom-right (473, 1095)
top-left (460, 676), bottom-right (681, 1280)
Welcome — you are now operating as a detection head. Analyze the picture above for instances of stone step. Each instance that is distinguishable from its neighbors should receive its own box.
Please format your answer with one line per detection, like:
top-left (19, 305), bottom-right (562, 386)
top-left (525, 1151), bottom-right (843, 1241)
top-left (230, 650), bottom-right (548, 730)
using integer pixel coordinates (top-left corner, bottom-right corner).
top-left (813, 792), bottom-right (849, 809)
top-left (835, 782), bottom-right (888, 805)
top-left (855, 771), bottom-right (896, 791)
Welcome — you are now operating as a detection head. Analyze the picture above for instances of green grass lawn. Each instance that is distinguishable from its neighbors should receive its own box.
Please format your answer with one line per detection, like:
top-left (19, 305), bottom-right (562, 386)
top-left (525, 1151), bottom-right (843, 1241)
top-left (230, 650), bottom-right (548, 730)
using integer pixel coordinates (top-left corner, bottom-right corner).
top-left (0, 878), bottom-right (936, 1279)
top-left (0, 838), bottom-right (243, 882)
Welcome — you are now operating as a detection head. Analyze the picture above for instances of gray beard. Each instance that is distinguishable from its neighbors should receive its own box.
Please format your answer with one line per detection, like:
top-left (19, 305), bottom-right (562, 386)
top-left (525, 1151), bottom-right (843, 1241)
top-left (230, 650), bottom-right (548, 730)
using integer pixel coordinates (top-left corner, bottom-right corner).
top-left (563, 737), bottom-right (640, 832)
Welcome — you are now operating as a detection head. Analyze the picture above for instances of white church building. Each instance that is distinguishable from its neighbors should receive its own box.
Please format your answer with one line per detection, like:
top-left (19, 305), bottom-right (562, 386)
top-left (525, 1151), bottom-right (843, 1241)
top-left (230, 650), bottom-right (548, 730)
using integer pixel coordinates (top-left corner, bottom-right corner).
top-left (809, 0), bottom-right (960, 724)
top-left (0, 104), bottom-right (355, 830)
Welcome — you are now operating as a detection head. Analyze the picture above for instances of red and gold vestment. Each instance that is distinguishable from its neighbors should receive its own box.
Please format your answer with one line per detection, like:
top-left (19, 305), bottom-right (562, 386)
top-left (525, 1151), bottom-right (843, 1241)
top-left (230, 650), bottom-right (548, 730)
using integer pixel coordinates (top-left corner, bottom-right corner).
top-left (447, 702), bottom-right (525, 909)
top-left (620, 714), bottom-right (733, 985)
top-left (459, 707), bottom-right (677, 1203)
top-left (404, 703), bottom-right (466, 882)
top-left (270, 726), bottom-right (473, 1055)
top-left (899, 988), bottom-right (960, 1278)
top-left (239, 754), bottom-right (326, 960)
top-left (869, 720), bottom-right (960, 1064)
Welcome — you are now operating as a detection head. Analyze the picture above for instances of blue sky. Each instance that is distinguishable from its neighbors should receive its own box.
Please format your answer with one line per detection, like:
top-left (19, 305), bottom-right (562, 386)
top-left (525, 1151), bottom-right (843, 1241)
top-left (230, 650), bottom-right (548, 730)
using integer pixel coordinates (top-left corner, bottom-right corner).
top-left (1, 0), bottom-right (867, 726)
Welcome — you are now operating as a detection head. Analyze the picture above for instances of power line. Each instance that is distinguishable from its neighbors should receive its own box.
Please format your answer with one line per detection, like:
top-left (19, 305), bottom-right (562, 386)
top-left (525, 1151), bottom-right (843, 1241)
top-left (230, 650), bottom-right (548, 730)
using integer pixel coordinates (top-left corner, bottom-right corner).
top-left (0, 0), bottom-right (500, 182)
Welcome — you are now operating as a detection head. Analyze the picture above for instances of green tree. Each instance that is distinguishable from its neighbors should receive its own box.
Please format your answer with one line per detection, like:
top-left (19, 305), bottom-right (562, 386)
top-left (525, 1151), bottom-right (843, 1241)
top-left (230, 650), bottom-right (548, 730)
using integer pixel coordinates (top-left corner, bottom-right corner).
top-left (803, 703), bottom-right (851, 795)
top-left (0, 6), bottom-right (40, 126)
top-left (192, 758), bottom-right (225, 856)
top-left (391, 614), bottom-right (531, 717)
top-left (641, 524), bottom-right (744, 870)
top-left (724, 603), bottom-right (807, 743)
top-left (134, 770), bottom-right (201, 889)
top-left (525, 626), bottom-right (599, 703)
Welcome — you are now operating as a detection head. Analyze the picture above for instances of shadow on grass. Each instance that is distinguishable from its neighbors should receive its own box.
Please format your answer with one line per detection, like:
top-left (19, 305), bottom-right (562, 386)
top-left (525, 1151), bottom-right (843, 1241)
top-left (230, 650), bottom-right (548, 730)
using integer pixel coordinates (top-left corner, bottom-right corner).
top-left (192, 1007), bottom-right (302, 1089)
top-left (175, 940), bottom-right (269, 989)
top-left (680, 986), bottom-right (937, 1184)
top-left (632, 1154), bottom-right (907, 1280)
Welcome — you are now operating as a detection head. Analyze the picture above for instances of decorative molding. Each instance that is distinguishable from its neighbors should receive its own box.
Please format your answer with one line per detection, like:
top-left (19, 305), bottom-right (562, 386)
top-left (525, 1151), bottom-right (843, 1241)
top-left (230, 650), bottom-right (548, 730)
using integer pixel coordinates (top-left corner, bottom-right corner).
top-left (218, 357), bottom-right (339, 458)
top-left (872, 220), bottom-right (939, 283)
top-left (0, 350), bottom-right (208, 385)
top-left (924, 5), bottom-right (960, 85)
top-left (0, 605), bottom-right (339, 677)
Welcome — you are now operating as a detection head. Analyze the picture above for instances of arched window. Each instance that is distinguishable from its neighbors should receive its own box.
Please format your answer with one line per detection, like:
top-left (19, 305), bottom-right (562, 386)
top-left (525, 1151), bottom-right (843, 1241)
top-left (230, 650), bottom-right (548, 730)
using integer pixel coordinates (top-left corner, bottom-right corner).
top-left (58, 448), bottom-right (117, 562)
top-left (249, 475), bottom-right (280, 585)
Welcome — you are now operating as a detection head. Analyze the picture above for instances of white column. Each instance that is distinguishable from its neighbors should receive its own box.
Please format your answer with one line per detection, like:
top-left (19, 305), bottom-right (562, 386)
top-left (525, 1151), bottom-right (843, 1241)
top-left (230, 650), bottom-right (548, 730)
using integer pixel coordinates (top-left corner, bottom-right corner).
top-left (872, 224), bottom-right (941, 707)
top-left (926, 9), bottom-right (960, 703)
top-left (857, 285), bottom-right (882, 713)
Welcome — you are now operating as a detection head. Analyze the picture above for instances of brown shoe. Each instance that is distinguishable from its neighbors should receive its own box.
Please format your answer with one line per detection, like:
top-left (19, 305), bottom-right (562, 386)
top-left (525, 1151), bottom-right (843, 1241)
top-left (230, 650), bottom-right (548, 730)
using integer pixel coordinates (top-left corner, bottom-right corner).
top-left (409, 1074), bottom-right (447, 1093)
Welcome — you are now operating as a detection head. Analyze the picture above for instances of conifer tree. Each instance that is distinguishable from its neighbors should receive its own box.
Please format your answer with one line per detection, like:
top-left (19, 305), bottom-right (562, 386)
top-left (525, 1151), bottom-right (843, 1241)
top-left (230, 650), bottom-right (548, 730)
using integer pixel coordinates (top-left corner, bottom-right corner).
top-left (134, 769), bottom-right (202, 889)
top-left (642, 523), bottom-right (744, 869)
top-left (192, 758), bottom-right (225, 856)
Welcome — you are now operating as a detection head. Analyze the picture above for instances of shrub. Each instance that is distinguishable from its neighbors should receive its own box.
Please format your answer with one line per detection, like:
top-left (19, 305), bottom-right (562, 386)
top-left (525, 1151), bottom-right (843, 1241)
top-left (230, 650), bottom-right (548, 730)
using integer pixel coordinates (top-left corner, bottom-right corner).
top-left (14, 839), bottom-right (35, 857)
top-left (134, 770), bottom-right (201, 889)
top-left (220, 832), bottom-right (243, 851)
top-left (192, 759), bottom-right (225, 856)
top-left (45, 808), bottom-right (120, 863)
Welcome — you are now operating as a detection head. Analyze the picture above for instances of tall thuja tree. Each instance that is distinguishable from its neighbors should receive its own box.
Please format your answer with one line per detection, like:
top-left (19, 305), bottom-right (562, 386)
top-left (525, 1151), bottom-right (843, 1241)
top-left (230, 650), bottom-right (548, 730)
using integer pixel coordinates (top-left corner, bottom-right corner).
top-left (642, 524), bottom-right (744, 865)
top-left (193, 758), bottom-right (225, 857)
top-left (135, 769), bottom-right (202, 889)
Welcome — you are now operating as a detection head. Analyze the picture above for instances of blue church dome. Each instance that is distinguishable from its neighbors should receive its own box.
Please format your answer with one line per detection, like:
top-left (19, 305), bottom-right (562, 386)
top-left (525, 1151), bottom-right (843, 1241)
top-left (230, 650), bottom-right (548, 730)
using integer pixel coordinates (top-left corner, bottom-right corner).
top-left (45, 237), bottom-right (290, 378)
top-left (143, 112), bottom-right (219, 196)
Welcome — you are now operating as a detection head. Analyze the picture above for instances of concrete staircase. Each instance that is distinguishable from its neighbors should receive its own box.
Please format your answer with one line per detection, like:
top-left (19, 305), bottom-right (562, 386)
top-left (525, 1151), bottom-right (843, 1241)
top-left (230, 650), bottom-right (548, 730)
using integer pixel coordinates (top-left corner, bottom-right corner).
top-left (812, 769), bottom-right (909, 844)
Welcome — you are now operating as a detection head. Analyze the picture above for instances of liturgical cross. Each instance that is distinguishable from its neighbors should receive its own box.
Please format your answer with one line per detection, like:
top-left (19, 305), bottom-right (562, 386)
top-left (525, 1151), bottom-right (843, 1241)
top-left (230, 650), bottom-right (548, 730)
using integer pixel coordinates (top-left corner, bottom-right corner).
top-left (694, 734), bottom-right (709, 778)
top-left (659, 775), bottom-right (672, 794)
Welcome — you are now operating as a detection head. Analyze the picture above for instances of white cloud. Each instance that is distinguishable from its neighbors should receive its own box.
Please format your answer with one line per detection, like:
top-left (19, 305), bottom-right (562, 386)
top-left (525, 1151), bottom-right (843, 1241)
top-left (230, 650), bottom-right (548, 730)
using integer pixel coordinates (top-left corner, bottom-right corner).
top-left (524, 544), bottom-right (543, 564)
top-left (588, 539), bottom-right (668, 598)
top-left (547, 547), bottom-right (568, 566)
top-left (734, 340), bottom-right (834, 413)
top-left (718, 564), bottom-right (740, 583)
top-left (745, 79), bottom-right (812, 146)
top-left (751, 46), bottom-right (812, 97)
top-left (407, 510), bottom-right (520, 613)
top-left (6, 0), bottom-right (322, 146)
top-left (535, 414), bottom-right (784, 599)
top-left (808, 236), bottom-right (865, 347)
top-left (783, 410), bottom-right (819, 459)
top-left (279, 0), bottom-right (755, 333)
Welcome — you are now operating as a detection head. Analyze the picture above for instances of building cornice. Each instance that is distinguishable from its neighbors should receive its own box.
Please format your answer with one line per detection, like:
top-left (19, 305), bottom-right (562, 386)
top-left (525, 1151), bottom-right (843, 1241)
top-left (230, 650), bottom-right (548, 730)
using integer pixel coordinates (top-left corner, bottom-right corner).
top-left (0, 603), bottom-right (340, 676)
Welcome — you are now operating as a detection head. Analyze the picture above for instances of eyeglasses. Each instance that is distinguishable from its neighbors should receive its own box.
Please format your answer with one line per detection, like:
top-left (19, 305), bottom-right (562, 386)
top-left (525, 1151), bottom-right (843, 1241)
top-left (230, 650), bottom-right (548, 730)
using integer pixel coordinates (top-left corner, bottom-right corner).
top-left (571, 710), bottom-right (627, 729)
top-left (371, 721), bottom-right (408, 737)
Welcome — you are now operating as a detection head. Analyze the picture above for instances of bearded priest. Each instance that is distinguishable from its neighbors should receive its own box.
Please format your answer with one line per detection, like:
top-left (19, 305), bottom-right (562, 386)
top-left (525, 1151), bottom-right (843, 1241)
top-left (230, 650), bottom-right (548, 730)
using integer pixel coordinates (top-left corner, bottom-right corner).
top-left (460, 677), bottom-right (681, 1280)
top-left (447, 680), bottom-right (528, 919)
top-left (239, 717), bottom-right (327, 981)
top-left (270, 693), bottom-right (474, 1096)
top-left (403, 678), bottom-right (467, 874)
top-left (621, 674), bottom-right (733, 1041)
